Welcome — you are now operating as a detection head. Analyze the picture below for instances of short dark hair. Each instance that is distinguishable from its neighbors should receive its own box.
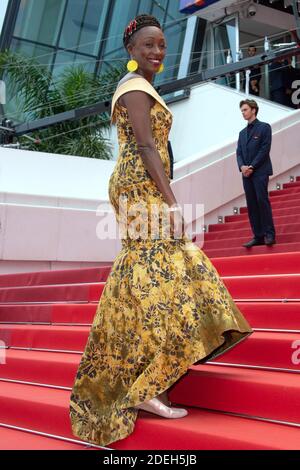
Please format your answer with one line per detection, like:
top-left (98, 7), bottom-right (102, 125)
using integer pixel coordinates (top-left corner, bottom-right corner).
top-left (248, 45), bottom-right (257, 50)
top-left (123, 14), bottom-right (162, 48)
top-left (240, 99), bottom-right (259, 116)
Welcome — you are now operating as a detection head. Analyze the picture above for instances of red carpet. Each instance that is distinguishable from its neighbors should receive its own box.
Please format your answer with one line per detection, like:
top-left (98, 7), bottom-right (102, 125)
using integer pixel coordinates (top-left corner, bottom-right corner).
top-left (0, 176), bottom-right (300, 449)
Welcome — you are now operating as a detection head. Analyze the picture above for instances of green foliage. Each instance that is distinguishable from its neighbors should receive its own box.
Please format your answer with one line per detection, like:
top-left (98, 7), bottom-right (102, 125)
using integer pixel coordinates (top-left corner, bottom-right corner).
top-left (0, 50), bottom-right (127, 159)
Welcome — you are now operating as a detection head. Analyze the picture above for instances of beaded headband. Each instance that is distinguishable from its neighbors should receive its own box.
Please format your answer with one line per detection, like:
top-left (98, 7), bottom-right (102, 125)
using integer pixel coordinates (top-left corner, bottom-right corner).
top-left (125, 19), bottom-right (137, 38)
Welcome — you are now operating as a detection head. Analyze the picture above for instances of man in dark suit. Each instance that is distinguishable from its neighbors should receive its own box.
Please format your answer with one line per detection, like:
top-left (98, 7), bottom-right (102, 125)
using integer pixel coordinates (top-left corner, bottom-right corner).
top-left (237, 99), bottom-right (276, 247)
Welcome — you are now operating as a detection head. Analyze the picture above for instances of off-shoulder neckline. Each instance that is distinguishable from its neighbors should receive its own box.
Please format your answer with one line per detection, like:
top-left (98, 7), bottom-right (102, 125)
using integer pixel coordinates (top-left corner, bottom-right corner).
top-left (111, 76), bottom-right (172, 122)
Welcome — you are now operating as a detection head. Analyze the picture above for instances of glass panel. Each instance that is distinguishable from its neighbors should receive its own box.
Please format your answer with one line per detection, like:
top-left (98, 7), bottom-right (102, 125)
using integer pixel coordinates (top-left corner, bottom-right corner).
top-left (10, 37), bottom-right (54, 67)
top-left (101, 0), bottom-right (139, 67)
top-left (156, 22), bottom-right (186, 84)
top-left (138, 0), bottom-right (153, 14)
top-left (189, 18), bottom-right (208, 75)
top-left (3, 39), bottom-right (55, 123)
top-left (52, 50), bottom-right (96, 79)
top-left (14, 0), bottom-right (66, 46)
top-left (2, 85), bottom-right (28, 124)
top-left (155, 0), bottom-right (187, 84)
top-left (59, 0), bottom-right (110, 56)
top-left (151, 0), bottom-right (168, 24)
top-left (267, 31), bottom-right (295, 106)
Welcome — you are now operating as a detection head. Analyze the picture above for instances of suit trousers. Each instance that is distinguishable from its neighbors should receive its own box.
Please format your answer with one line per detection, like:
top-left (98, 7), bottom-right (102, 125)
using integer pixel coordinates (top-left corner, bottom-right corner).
top-left (242, 173), bottom-right (276, 240)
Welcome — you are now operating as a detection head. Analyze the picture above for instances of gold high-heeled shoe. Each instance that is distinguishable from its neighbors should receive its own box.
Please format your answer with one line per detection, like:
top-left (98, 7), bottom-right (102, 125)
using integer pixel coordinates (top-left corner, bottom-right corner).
top-left (135, 397), bottom-right (188, 419)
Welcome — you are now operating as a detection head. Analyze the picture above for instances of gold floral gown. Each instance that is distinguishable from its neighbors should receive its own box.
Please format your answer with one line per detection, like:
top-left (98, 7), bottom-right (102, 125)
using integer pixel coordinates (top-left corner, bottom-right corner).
top-left (69, 77), bottom-right (253, 447)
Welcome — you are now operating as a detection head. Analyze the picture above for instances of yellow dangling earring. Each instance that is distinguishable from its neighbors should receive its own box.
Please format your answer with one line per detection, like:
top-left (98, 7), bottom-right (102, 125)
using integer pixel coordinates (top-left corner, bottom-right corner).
top-left (127, 59), bottom-right (138, 72)
top-left (157, 63), bottom-right (164, 74)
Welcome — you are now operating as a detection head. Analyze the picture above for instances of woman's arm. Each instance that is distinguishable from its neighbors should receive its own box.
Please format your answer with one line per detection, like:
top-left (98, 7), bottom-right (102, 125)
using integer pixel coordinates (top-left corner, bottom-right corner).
top-left (121, 90), bottom-right (178, 208)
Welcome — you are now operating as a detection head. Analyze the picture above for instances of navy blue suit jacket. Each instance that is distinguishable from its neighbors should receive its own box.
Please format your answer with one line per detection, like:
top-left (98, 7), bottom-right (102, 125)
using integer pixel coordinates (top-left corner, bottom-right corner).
top-left (237, 119), bottom-right (273, 176)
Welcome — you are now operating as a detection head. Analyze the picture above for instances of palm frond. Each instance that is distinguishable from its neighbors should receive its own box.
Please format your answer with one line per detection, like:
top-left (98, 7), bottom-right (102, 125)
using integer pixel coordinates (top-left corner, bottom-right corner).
top-left (0, 51), bottom-right (125, 159)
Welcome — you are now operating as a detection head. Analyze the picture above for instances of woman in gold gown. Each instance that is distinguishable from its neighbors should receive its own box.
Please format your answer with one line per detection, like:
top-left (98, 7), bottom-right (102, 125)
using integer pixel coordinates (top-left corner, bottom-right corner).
top-left (69, 14), bottom-right (253, 448)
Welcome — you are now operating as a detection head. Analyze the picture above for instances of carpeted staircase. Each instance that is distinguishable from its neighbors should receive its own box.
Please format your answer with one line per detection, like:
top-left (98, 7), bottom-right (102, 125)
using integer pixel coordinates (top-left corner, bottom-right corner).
top-left (0, 177), bottom-right (299, 450)
top-left (203, 177), bottom-right (300, 257)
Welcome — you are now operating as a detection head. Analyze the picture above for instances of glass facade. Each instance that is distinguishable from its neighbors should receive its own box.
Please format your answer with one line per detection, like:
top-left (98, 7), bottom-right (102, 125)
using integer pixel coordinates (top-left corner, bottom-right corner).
top-left (4, 0), bottom-right (189, 82)
top-left (2, 0), bottom-right (297, 123)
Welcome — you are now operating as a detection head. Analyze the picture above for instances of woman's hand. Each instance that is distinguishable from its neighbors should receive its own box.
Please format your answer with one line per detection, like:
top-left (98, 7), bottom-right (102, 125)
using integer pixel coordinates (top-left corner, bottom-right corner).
top-left (169, 209), bottom-right (186, 239)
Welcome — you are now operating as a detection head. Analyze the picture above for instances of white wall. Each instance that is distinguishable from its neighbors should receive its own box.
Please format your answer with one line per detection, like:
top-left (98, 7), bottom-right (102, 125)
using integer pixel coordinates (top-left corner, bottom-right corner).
top-left (0, 149), bottom-right (118, 272)
top-left (0, 148), bottom-right (115, 207)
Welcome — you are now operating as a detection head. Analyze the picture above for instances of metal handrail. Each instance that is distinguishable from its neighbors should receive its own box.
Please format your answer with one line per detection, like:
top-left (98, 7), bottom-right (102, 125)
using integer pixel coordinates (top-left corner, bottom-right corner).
top-left (1, 43), bottom-right (300, 144)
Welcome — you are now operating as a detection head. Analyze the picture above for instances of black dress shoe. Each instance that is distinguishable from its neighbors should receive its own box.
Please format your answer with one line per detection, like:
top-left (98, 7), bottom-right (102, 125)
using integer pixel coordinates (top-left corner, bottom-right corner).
top-left (242, 238), bottom-right (265, 248)
top-left (265, 236), bottom-right (276, 246)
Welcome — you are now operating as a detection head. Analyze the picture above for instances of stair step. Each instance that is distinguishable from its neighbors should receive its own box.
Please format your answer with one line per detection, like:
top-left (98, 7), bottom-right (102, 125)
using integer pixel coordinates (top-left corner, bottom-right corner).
top-left (1, 329), bottom-right (299, 371)
top-left (0, 266), bottom-right (112, 289)
top-left (1, 301), bottom-right (299, 331)
top-left (209, 214), bottom-right (300, 231)
top-left (269, 187), bottom-right (300, 197)
top-left (204, 232), bottom-right (300, 250)
top-left (282, 182), bottom-right (300, 189)
top-left (203, 241), bottom-right (300, 258)
top-left (240, 200), bottom-right (300, 213)
top-left (236, 302), bottom-right (300, 331)
top-left (223, 273), bottom-right (300, 299)
top-left (211, 252), bottom-right (300, 276)
top-left (170, 364), bottom-right (300, 424)
top-left (0, 381), bottom-right (299, 450)
top-left (211, 330), bottom-right (300, 370)
top-left (0, 381), bottom-right (75, 441)
top-left (1, 273), bottom-right (300, 309)
top-left (0, 349), bottom-right (79, 387)
top-left (0, 303), bottom-right (97, 324)
top-left (269, 192), bottom-right (300, 203)
top-left (0, 282), bottom-right (104, 303)
top-left (225, 208), bottom-right (300, 223)
top-left (0, 426), bottom-right (93, 450)
top-left (270, 192), bottom-right (300, 205)
top-left (205, 223), bottom-right (300, 241)
top-left (0, 324), bottom-right (89, 352)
